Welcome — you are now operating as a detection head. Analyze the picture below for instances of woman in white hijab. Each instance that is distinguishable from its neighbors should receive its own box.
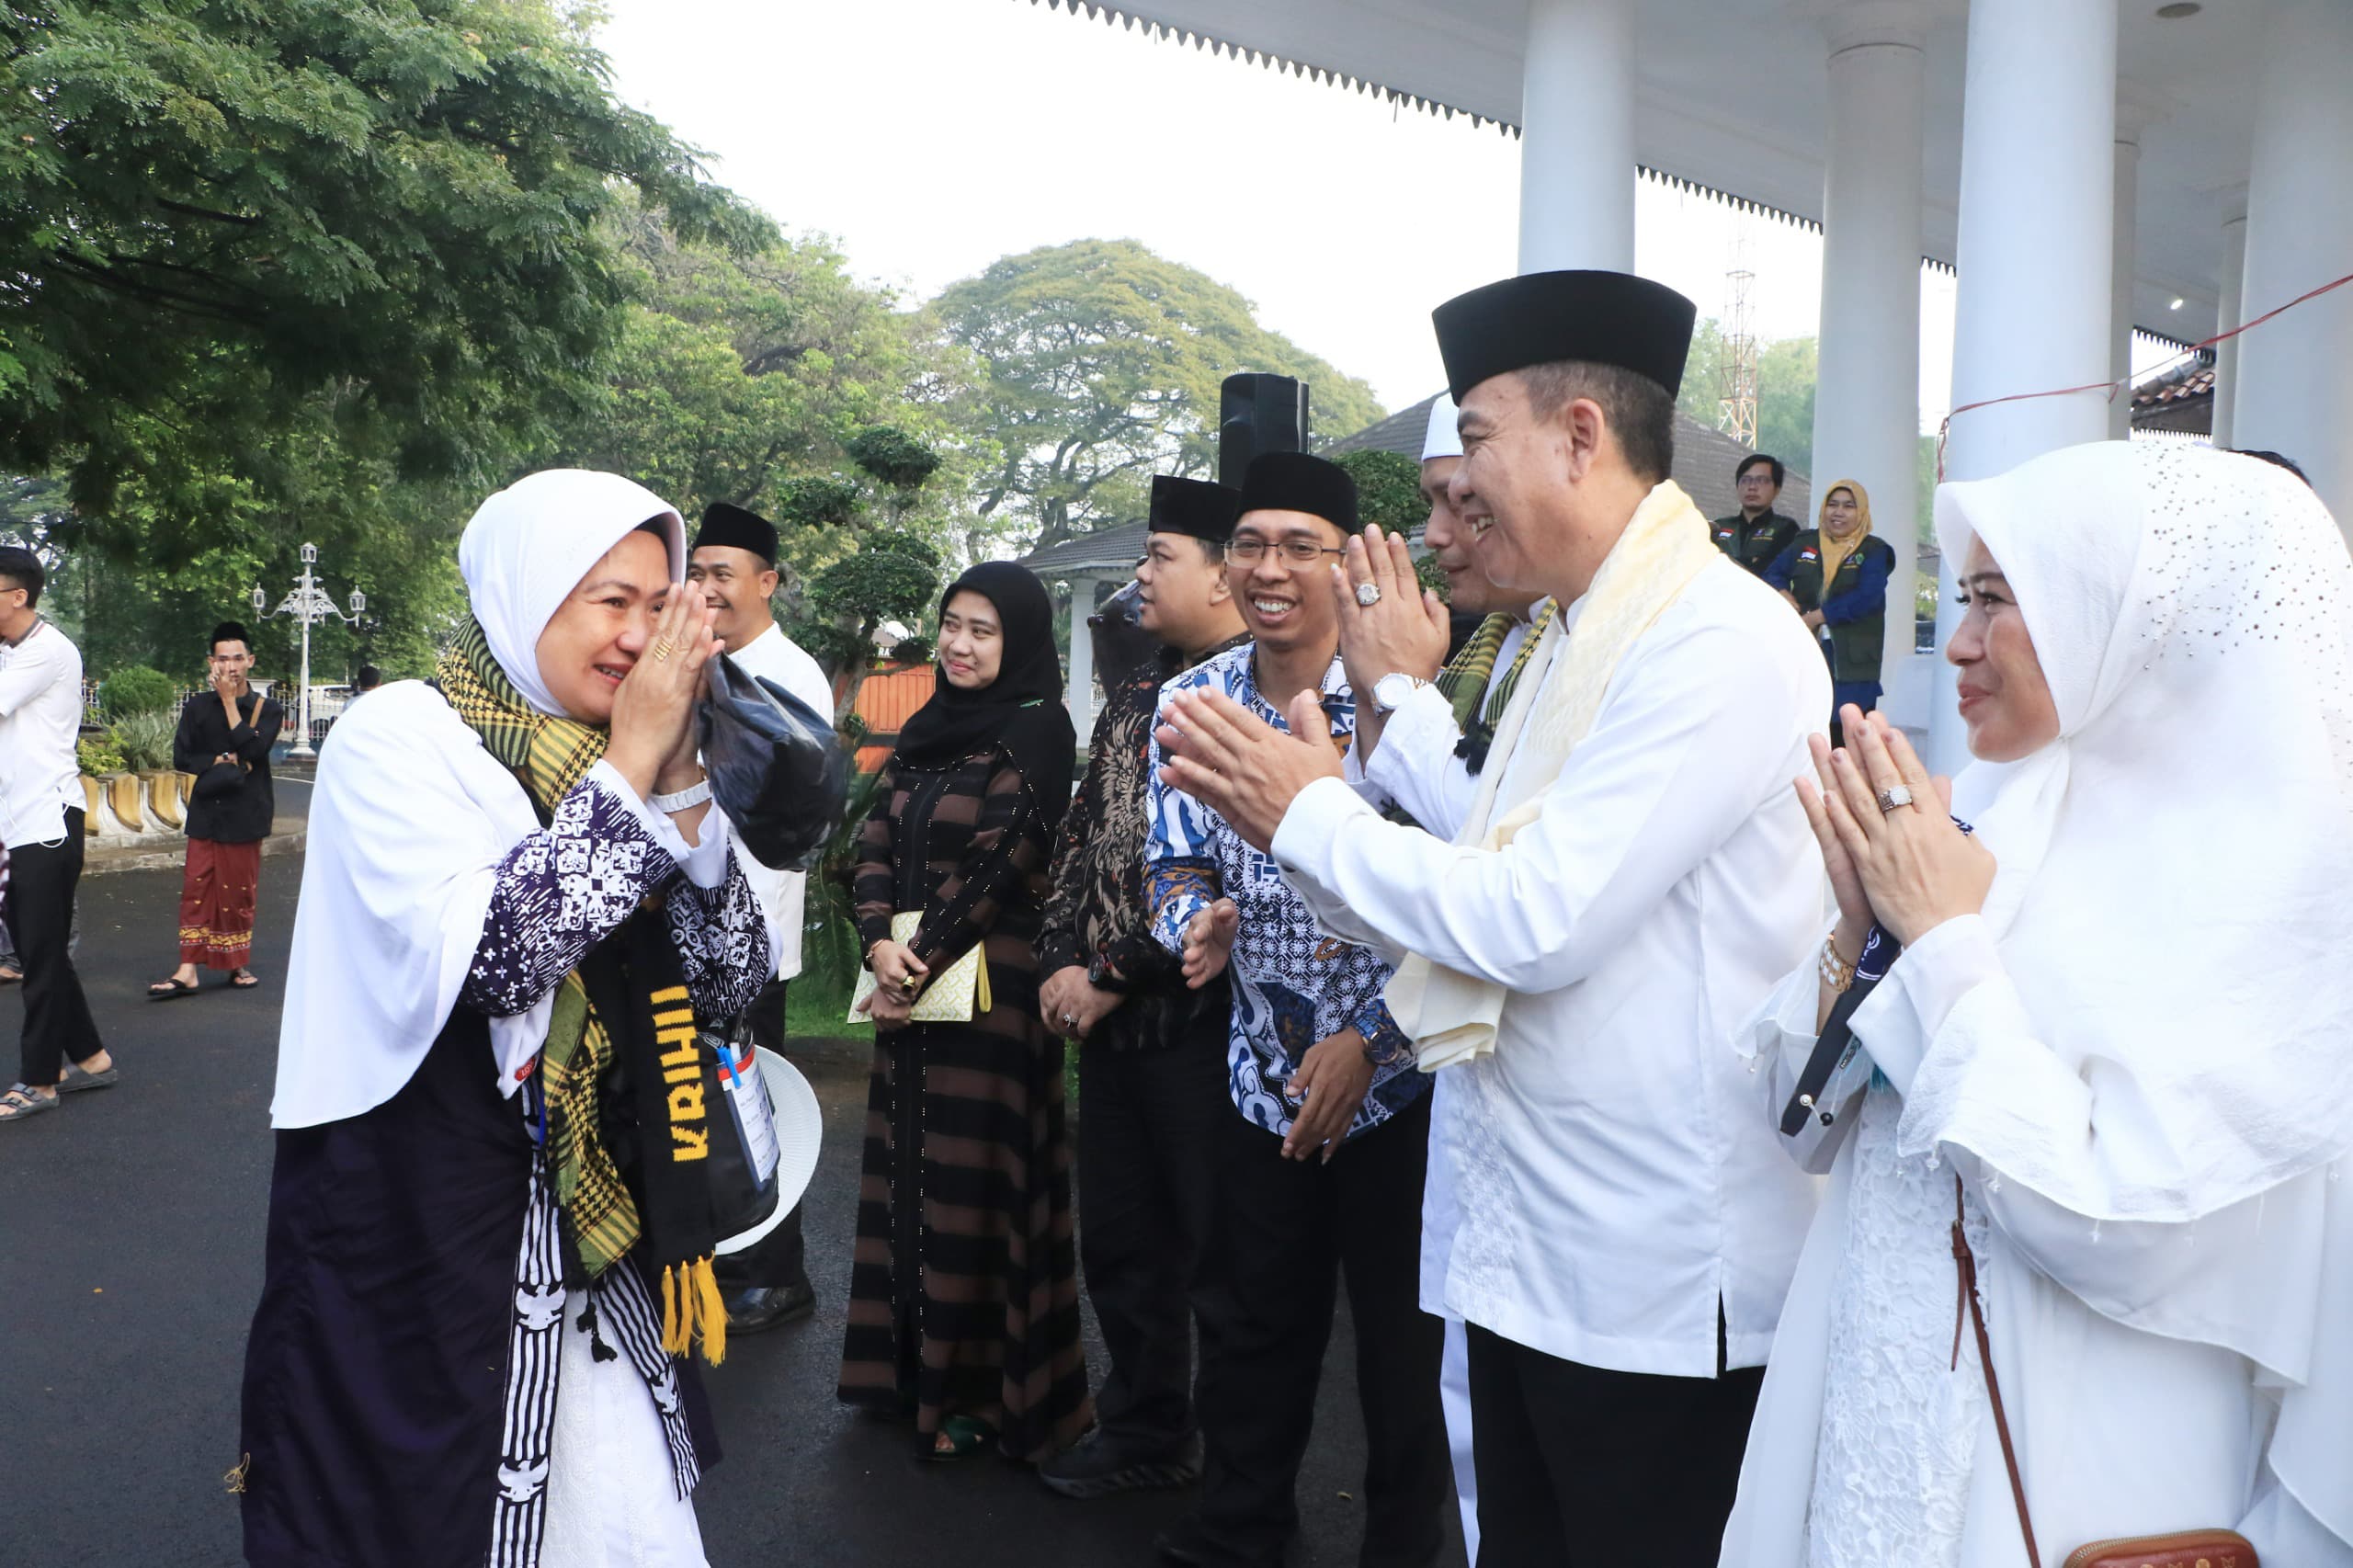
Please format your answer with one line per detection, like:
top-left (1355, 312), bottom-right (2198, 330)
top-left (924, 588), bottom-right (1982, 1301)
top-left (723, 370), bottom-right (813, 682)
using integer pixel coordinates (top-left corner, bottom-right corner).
top-left (1721, 442), bottom-right (2353, 1567)
top-left (239, 471), bottom-right (779, 1568)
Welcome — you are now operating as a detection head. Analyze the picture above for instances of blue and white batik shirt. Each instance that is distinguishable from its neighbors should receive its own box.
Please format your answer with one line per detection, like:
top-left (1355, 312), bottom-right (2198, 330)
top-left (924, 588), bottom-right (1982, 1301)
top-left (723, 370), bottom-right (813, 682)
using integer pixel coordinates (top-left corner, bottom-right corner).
top-left (1143, 642), bottom-right (1422, 1142)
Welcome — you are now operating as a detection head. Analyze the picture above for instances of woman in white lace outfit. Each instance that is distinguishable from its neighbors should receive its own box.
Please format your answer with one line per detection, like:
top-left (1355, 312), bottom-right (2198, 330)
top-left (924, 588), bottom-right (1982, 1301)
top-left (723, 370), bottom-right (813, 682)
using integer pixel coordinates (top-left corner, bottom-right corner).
top-left (1720, 442), bottom-right (2353, 1567)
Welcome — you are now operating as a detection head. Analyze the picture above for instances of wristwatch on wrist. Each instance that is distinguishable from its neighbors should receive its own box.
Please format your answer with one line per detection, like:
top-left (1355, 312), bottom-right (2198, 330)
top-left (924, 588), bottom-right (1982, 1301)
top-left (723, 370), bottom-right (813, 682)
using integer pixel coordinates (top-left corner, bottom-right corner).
top-left (649, 778), bottom-right (713, 813)
top-left (1372, 672), bottom-right (1433, 716)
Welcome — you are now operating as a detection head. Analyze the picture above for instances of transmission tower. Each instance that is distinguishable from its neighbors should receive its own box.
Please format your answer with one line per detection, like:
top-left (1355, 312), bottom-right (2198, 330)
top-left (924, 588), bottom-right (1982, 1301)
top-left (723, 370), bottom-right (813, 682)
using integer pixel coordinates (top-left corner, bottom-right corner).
top-left (1718, 223), bottom-right (1759, 448)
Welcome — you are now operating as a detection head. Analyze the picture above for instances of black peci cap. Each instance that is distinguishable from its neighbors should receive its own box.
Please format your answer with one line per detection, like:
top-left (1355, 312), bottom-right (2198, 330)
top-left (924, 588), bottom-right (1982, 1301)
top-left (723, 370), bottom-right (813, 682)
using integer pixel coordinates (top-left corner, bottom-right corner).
top-left (1432, 269), bottom-right (1698, 403)
top-left (1234, 451), bottom-right (1359, 536)
top-left (1147, 474), bottom-right (1246, 544)
top-left (694, 502), bottom-right (779, 566)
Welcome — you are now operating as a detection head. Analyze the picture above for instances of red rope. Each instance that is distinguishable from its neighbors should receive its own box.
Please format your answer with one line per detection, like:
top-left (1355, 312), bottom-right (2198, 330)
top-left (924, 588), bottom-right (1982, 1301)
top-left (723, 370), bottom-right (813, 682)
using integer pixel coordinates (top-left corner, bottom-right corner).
top-left (1934, 268), bottom-right (2353, 481)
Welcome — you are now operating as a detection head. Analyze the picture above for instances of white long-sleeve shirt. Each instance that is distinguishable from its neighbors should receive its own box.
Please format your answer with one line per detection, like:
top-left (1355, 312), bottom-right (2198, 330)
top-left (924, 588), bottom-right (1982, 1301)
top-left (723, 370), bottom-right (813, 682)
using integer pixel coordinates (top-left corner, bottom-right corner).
top-left (1269, 563), bottom-right (1830, 1377)
top-left (723, 620), bottom-right (835, 983)
top-left (0, 619), bottom-right (85, 849)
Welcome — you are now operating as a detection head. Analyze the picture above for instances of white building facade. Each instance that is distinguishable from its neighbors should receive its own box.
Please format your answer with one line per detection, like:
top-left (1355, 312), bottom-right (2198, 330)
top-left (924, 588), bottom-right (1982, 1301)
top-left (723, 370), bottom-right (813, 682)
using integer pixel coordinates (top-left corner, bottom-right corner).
top-left (1027, 0), bottom-right (2347, 771)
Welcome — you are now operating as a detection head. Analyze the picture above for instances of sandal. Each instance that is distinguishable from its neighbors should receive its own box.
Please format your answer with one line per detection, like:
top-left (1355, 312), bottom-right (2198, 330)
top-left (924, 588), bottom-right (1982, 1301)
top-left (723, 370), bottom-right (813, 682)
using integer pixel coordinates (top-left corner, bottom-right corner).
top-left (60, 1060), bottom-right (119, 1095)
top-left (148, 976), bottom-right (199, 999)
top-left (922, 1415), bottom-right (995, 1463)
top-left (230, 969), bottom-right (260, 989)
top-left (0, 1084), bottom-right (61, 1123)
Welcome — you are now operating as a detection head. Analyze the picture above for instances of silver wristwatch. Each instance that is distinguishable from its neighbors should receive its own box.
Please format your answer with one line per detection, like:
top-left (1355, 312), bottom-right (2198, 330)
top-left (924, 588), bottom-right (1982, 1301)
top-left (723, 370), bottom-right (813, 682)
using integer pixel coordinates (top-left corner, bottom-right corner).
top-left (1372, 672), bottom-right (1433, 715)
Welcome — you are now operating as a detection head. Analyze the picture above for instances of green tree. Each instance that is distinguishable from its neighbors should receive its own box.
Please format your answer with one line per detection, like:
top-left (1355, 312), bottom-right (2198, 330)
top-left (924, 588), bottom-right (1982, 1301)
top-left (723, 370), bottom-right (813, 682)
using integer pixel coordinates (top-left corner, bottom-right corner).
top-left (1755, 337), bottom-right (1819, 480)
top-left (0, 0), bottom-right (771, 515)
top-left (934, 239), bottom-right (1385, 550)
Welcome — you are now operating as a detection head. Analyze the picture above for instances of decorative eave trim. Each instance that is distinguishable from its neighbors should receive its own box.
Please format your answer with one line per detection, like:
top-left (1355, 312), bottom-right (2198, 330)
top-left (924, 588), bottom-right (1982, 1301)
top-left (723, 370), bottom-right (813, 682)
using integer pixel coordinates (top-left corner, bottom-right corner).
top-left (1027, 1), bottom-right (1988, 269)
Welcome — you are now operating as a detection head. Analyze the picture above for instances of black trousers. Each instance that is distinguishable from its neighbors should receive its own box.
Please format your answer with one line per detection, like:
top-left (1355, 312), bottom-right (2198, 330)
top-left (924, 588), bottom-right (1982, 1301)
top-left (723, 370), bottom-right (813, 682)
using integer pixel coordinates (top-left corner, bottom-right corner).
top-left (1074, 1020), bottom-right (1230, 1450)
top-left (6, 810), bottom-right (103, 1088)
top-left (1465, 1322), bottom-right (1763, 1568)
top-left (713, 975), bottom-right (806, 1293)
top-left (1192, 1090), bottom-right (1449, 1567)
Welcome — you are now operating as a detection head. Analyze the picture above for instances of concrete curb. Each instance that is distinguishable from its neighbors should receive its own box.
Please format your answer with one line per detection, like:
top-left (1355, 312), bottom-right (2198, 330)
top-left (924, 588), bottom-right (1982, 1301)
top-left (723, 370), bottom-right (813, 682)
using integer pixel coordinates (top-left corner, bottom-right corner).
top-left (81, 831), bottom-right (307, 879)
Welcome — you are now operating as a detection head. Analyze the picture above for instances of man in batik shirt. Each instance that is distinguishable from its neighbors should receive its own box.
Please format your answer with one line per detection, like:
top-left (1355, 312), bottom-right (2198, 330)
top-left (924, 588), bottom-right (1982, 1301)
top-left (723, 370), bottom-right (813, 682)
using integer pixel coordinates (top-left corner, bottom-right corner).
top-left (1035, 474), bottom-right (1247, 1500)
top-left (1142, 452), bottom-right (1448, 1568)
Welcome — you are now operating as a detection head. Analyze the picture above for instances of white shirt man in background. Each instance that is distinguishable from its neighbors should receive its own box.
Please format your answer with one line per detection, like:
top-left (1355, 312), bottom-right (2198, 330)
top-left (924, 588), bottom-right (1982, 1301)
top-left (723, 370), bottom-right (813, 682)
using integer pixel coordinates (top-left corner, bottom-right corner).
top-left (688, 502), bottom-right (835, 1331)
top-left (0, 545), bottom-right (116, 1124)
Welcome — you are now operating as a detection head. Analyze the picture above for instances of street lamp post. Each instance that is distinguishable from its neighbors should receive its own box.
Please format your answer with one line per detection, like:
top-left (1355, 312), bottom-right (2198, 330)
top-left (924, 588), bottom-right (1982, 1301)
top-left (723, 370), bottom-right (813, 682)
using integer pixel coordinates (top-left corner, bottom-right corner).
top-left (251, 542), bottom-right (367, 760)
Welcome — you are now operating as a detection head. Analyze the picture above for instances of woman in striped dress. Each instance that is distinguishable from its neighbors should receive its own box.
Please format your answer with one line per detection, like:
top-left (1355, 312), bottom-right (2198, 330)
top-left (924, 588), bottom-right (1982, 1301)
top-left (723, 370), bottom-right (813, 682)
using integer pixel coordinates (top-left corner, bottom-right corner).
top-left (837, 562), bottom-right (1092, 1462)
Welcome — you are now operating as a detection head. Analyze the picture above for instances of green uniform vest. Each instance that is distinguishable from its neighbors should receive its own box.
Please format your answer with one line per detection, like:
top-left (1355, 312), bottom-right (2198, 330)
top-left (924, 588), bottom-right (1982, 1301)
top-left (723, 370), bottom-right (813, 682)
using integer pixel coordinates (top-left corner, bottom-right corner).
top-left (1787, 529), bottom-right (1887, 685)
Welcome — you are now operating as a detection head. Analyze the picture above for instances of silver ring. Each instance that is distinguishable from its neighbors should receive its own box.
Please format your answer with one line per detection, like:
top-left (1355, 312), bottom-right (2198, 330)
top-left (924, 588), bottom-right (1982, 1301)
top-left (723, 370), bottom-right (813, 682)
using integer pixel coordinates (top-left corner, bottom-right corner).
top-left (1355, 581), bottom-right (1381, 608)
top-left (1876, 784), bottom-right (1915, 815)
top-left (1061, 1013), bottom-right (1077, 1028)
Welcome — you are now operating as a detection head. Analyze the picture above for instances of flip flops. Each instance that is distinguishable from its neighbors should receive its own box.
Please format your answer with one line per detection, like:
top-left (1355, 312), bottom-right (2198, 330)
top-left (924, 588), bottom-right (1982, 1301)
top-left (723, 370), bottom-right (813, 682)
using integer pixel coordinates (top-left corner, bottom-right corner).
top-left (148, 975), bottom-right (199, 1000)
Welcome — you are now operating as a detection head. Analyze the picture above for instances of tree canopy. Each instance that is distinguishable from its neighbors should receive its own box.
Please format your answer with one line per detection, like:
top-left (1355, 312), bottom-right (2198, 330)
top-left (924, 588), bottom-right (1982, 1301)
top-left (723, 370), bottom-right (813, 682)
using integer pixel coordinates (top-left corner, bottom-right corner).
top-left (0, 0), bottom-right (771, 513)
top-left (936, 239), bottom-right (1384, 550)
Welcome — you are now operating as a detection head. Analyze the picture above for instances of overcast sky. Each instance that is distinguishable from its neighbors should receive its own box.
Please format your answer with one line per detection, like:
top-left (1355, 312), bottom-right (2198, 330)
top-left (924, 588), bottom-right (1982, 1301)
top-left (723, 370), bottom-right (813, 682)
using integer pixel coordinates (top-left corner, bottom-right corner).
top-left (593, 0), bottom-right (2166, 432)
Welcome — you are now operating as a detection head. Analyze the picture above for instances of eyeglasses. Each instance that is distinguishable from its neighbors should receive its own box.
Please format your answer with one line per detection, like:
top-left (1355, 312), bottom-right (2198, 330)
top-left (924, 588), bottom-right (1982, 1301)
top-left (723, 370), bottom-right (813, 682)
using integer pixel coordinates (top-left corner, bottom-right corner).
top-left (1224, 537), bottom-right (1347, 566)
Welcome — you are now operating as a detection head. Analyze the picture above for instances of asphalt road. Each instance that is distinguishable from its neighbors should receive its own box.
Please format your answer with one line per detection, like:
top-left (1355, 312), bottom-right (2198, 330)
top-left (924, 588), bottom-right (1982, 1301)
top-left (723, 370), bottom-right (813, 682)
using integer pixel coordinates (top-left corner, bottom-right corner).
top-left (1, 858), bottom-right (1466, 1568)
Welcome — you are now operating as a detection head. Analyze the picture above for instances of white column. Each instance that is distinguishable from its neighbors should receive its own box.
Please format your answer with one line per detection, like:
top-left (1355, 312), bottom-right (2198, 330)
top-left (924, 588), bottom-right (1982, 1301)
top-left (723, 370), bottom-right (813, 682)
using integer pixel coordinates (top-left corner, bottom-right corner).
top-left (2211, 207), bottom-right (2246, 449)
top-left (2234, 0), bottom-right (2353, 529)
top-left (2109, 129), bottom-right (2141, 441)
top-left (1928, 0), bottom-right (2117, 774)
top-left (1518, 0), bottom-right (1635, 273)
top-left (1064, 581), bottom-right (1094, 730)
top-left (1810, 3), bottom-right (1927, 724)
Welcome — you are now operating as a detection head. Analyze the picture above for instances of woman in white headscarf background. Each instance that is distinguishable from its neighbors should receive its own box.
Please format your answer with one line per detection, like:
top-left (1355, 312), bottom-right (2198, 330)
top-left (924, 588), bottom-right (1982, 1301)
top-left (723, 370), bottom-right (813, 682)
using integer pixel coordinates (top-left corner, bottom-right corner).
top-left (1720, 442), bottom-right (2353, 1567)
top-left (239, 471), bottom-right (778, 1568)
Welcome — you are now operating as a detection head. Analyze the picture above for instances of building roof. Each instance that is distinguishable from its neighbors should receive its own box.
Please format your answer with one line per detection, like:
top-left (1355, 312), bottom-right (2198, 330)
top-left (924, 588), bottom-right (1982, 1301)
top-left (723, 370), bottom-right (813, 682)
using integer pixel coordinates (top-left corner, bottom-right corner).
top-left (1025, 0), bottom-right (2266, 344)
top-left (1017, 519), bottom-right (1152, 579)
top-left (1325, 392), bottom-right (1813, 525)
top-left (1017, 394), bottom-right (1816, 580)
top-left (2130, 353), bottom-right (2215, 437)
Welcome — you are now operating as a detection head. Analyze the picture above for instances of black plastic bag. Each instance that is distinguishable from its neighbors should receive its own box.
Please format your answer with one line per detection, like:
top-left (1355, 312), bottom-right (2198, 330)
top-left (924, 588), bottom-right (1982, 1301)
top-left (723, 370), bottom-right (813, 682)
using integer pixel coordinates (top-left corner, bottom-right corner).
top-left (698, 652), bottom-right (848, 870)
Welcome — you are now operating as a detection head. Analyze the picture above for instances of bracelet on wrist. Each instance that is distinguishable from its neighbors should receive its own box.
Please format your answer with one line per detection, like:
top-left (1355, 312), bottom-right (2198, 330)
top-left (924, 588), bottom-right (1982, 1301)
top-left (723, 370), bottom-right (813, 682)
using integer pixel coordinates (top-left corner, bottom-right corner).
top-left (1818, 934), bottom-right (1858, 994)
top-left (649, 777), bottom-right (712, 814)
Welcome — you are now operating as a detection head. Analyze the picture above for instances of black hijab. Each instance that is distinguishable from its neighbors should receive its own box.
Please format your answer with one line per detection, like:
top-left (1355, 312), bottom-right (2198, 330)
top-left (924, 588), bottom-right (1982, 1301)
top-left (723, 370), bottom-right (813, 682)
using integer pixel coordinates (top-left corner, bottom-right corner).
top-left (892, 562), bottom-right (1077, 830)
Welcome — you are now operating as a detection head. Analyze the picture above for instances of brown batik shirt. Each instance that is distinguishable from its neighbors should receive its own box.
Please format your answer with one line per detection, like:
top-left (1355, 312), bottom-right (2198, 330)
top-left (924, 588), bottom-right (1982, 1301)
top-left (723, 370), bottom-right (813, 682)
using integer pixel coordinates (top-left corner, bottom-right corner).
top-left (1036, 632), bottom-right (1247, 1051)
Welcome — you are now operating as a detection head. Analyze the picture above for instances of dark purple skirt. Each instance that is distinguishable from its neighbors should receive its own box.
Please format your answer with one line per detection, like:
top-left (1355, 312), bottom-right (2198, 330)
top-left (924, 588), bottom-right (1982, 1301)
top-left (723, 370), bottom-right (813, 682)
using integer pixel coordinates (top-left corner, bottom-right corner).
top-left (238, 1008), bottom-right (715, 1567)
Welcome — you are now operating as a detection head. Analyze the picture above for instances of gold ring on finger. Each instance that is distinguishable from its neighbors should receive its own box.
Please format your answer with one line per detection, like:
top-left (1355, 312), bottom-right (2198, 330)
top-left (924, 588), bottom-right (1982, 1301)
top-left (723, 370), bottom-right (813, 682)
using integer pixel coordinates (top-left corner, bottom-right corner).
top-left (650, 640), bottom-right (674, 662)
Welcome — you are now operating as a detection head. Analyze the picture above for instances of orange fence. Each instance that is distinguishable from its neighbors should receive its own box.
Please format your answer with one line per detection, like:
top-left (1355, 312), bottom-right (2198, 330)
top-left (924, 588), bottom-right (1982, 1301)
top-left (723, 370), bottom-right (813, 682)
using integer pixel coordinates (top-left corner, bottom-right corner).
top-left (849, 664), bottom-right (935, 773)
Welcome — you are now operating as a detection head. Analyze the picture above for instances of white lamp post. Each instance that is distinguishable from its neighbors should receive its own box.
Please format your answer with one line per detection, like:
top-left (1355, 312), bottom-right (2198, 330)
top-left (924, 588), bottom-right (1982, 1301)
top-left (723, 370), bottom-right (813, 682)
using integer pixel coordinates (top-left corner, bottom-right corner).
top-left (252, 541), bottom-right (367, 759)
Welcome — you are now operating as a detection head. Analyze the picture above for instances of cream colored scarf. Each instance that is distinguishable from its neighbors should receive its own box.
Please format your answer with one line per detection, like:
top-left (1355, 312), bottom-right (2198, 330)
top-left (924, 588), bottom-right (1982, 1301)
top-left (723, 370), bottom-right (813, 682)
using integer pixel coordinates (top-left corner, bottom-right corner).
top-left (1386, 480), bottom-right (1727, 1070)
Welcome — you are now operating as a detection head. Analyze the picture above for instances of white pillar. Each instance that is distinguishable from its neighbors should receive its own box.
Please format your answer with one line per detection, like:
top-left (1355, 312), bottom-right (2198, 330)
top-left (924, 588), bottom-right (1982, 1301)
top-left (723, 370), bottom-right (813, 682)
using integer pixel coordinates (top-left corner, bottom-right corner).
top-left (2234, 0), bottom-right (2353, 529)
top-left (2211, 207), bottom-right (2246, 449)
top-left (1928, 0), bottom-right (2117, 774)
top-left (1064, 580), bottom-right (1094, 731)
top-left (2109, 129), bottom-right (2141, 441)
top-left (1518, 0), bottom-right (1635, 273)
top-left (1811, 3), bottom-right (1927, 723)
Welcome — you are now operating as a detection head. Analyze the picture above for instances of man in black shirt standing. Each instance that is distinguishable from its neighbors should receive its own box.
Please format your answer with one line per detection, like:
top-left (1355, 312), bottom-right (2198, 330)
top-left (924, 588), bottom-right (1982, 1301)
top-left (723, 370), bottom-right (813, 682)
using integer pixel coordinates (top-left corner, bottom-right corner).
top-left (1035, 474), bottom-right (1249, 1501)
top-left (150, 621), bottom-right (283, 996)
top-left (1711, 453), bottom-right (1800, 576)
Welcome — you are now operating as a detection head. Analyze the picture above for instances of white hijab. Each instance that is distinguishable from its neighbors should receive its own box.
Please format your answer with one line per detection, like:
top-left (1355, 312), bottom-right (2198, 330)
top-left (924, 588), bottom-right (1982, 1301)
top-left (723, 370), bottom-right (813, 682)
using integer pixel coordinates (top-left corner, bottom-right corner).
top-left (271, 471), bottom-right (686, 1128)
top-left (1913, 441), bottom-right (2353, 1225)
top-left (459, 470), bottom-right (687, 715)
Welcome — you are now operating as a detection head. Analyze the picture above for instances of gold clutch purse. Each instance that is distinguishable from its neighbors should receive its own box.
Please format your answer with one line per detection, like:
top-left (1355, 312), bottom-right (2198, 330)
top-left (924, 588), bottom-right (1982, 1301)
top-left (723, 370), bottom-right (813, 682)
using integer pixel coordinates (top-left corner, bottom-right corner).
top-left (850, 911), bottom-right (993, 1025)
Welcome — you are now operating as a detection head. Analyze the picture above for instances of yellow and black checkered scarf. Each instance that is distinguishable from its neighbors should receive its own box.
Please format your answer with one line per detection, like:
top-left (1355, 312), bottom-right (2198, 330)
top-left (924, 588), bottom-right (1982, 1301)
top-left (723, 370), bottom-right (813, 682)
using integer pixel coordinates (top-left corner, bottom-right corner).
top-left (436, 616), bottom-right (728, 1362)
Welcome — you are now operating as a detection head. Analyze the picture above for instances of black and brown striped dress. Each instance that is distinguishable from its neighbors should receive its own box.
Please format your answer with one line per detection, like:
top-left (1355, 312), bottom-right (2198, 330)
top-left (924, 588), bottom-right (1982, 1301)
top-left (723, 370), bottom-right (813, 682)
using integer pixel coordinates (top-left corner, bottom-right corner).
top-left (836, 744), bottom-right (1092, 1460)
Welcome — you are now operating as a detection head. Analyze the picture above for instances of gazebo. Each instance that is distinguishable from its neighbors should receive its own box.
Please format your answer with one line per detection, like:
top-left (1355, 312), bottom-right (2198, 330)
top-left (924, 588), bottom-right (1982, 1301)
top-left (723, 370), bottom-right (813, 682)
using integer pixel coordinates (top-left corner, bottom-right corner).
top-left (1019, 0), bottom-right (2351, 768)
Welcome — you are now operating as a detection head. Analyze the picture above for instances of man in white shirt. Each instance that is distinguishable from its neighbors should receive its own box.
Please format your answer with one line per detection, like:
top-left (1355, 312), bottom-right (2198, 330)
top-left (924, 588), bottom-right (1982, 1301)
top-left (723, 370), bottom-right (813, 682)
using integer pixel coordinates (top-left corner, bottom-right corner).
top-left (688, 502), bottom-right (835, 1330)
top-left (0, 546), bottom-right (116, 1123)
top-left (1154, 271), bottom-right (1826, 1566)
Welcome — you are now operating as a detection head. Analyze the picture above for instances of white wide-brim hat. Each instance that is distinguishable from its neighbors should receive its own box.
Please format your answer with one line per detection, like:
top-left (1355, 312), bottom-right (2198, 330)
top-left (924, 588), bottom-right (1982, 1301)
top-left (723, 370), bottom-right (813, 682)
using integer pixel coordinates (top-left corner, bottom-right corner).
top-left (712, 1048), bottom-right (825, 1256)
